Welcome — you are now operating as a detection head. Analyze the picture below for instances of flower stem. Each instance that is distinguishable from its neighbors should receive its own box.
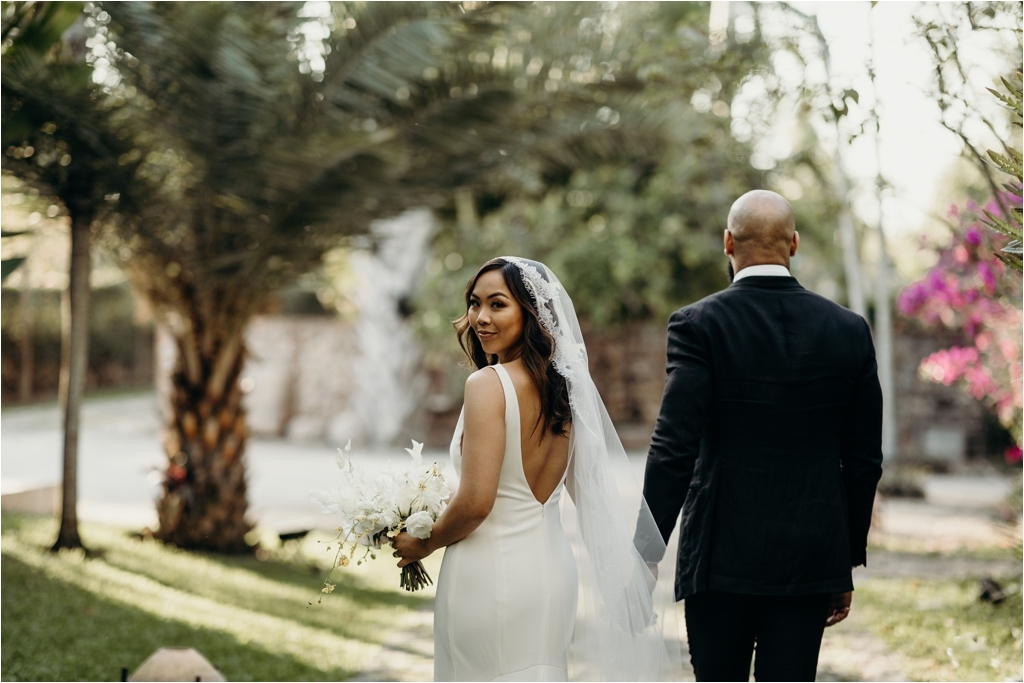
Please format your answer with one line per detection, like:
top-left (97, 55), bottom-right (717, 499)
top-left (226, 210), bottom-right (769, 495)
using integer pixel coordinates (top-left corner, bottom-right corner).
top-left (400, 561), bottom-right (433, 592)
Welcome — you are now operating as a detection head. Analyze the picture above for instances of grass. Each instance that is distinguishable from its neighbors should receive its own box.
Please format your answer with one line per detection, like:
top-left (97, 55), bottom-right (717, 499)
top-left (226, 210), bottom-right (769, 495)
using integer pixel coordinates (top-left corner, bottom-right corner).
top-left (1, 513), bottom-right (438, 681)
top-left (855, 574), bottom-right (1023, 682)
top-left (7, 513), bottom-right (1021, 682)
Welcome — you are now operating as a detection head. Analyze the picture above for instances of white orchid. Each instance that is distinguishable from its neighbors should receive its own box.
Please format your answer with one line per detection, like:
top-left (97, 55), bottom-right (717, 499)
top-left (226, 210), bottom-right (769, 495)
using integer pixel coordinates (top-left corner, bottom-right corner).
top-left (336, 439), bottom-right (353, 471)
top-left (418, 476), bottom-right (450, 515)
top-left (405, 439), bottom-right (424, 466)
top-left (308, 487), bottom-right (341, 514)
top-left (311, 437), bottom-right (449, 592)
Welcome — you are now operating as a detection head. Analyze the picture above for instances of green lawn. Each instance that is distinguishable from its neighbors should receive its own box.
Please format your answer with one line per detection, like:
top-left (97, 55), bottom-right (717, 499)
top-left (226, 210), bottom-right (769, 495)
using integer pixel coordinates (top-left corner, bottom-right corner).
top-left (856, 574), bottom-right (1023, 682)
top-left (7, 513), bottom-right (1021, 682)
top-left (1, 514), bottom-right (435, 681)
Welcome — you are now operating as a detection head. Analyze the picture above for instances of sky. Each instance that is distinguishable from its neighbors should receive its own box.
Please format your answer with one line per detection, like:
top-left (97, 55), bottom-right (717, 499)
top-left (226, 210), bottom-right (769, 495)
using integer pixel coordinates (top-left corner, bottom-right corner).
top-left (757, 1), bottom-right (1018, 276)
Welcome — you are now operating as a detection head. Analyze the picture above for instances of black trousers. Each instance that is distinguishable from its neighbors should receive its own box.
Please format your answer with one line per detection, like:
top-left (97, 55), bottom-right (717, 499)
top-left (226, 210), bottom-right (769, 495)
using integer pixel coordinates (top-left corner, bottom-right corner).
top-left (684, 590), bottom-right (831, 682)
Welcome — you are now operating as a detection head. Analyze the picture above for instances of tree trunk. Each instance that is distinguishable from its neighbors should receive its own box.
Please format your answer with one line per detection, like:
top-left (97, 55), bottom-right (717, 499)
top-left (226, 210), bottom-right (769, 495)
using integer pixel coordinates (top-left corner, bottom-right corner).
top-left (833, 157), bottom-right (866, 318)
top-left (155, 327), bottom-right (252, 552)
top-left (52, 214), bottom-right (90, 551)
top-left (867, 10), bottom-right (898, 461)
top-left (874, 233), bottom-right (897, 460)
top-left (18, 287), bottom-right (34, 402)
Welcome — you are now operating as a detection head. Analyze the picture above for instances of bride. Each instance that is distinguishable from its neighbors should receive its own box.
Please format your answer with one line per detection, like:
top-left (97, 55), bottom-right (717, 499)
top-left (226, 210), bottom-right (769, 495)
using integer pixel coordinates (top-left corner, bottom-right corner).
top-left (393, 257), bottom-right (678, 682)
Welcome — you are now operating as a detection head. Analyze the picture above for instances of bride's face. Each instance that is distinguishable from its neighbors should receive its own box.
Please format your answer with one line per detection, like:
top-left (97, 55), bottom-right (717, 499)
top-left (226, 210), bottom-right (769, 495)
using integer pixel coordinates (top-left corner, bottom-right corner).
top-left (468, 269), bottom-right (524, 362)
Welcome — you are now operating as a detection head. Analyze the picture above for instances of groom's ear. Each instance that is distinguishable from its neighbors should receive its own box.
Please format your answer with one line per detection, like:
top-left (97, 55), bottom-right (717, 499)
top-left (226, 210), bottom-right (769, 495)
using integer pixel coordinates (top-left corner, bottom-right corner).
top-left (790, 231), bottom-right (800, 257)
top-left (724, 229), bottom-right (735, 256)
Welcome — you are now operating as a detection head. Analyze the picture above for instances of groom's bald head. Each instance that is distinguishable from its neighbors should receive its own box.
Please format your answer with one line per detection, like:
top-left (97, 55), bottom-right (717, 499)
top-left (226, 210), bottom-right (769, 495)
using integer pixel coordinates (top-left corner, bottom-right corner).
top-left (725, 190), bottom-right (798, 271)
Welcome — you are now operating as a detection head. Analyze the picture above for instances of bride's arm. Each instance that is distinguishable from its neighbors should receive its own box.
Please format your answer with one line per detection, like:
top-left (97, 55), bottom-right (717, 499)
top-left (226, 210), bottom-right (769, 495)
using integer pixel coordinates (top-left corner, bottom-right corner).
top-left (395, 367), bottom-right (505, 566)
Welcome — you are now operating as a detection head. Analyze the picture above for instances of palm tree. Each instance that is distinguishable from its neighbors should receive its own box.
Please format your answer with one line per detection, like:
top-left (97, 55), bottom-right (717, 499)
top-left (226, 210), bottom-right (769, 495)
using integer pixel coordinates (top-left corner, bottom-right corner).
top-left (2, 0), bottom-right (139, 551)
top-left (90, 1), bottom-right (655, 551)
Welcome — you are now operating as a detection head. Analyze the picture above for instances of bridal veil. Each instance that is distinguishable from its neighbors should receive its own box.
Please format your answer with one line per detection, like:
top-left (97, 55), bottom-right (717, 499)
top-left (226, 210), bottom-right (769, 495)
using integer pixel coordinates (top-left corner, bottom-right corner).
top-left (501, 257), bottom-right (683, 681)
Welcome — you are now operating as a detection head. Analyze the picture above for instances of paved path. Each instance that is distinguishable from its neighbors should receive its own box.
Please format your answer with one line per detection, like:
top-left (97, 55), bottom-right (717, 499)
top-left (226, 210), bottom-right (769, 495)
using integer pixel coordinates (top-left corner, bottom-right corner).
top-left (3, 390), bottom-right (1019, 681)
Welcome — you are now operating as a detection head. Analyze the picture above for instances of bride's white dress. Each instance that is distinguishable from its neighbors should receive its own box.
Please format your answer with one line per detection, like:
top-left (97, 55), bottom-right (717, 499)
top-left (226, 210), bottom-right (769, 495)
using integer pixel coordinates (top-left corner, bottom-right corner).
top-left (434, 363), bottom-right (578, 682)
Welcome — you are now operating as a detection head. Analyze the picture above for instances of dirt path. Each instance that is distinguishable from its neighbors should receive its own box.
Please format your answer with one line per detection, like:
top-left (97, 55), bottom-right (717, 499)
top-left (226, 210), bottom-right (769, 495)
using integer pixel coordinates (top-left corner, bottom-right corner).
top-left (819, 613), bottom-right (908, 682)
top-left (348, 604), bottom-right (435, 682)
top-left (345, 544), bottom-right (1024, 682)
top-left (345, 594), bottom-right (910, 682)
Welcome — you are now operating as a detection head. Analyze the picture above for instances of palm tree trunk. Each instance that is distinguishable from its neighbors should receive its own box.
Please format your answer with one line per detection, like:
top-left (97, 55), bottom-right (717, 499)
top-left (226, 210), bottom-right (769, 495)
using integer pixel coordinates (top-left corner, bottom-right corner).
top-left (52, 213), bottom-right (90, 551)
top-left (155, 327), bottom-right (252, 552)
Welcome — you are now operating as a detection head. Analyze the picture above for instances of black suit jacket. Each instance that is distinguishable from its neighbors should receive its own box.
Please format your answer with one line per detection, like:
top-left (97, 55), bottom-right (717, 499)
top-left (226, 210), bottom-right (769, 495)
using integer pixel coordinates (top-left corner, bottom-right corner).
top-left (642, 276), bottom-right (883, 600)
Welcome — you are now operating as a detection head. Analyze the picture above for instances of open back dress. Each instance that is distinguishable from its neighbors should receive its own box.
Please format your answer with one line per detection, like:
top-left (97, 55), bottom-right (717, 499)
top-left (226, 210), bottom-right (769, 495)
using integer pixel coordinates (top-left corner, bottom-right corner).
top-left (433, 364), bottom-right (577, 682)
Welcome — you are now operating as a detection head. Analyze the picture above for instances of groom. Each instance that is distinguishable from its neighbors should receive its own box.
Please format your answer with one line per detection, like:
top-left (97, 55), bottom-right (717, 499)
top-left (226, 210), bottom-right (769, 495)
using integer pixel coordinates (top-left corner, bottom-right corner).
top-left (642, 190), bottom-right (883, 681)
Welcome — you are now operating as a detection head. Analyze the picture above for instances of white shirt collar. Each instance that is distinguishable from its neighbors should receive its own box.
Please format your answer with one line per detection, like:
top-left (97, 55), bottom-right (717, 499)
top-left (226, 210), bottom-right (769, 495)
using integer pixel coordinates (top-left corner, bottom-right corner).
top-left (733, 264), bottom-right (792, 282)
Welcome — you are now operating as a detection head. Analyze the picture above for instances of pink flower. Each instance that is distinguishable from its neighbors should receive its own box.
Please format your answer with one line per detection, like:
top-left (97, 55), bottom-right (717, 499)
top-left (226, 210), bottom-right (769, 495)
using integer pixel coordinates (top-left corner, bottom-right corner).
top-left (897, 282), bottom-right (928, 315)
top-left (964, 225), bottom-right (982, 245)
top-left (1005, 445), bottom-right (1022, 465)
top-left (977, 261), bottom-right (996, 293)
top-left (902, 194), bottom-right (1022, 442)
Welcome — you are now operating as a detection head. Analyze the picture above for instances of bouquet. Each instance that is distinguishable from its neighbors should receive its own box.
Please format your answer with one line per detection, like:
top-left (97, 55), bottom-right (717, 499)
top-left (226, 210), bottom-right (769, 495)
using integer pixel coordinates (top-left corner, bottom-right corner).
top-left (309, 439), bottom-right (450, 595)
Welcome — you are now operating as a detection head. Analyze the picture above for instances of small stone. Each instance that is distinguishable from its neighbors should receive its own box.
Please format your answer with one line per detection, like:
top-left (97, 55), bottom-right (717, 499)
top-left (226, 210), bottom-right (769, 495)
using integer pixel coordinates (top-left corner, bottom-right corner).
top-left (129, 647), bottom-right (225, 682)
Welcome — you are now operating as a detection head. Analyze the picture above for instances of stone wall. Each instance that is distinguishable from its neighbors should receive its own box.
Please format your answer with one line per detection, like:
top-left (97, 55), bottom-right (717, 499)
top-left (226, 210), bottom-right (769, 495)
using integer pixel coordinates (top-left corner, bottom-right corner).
top-left (420, 324), bottom-right (670, 450)
top-left (154, 312), bottom-right (1000, 463)
top-left (892, 319), bottom-right (992, 464)
top-left (248, 316), bottom-right (363, 442)
top-left (586, 320), bottom-right (998, 461)
top-left (157, 317), bottom-right (375, 445)
top-left (156, 210), bottom-right (435, 448)
top-left (584, 323), bottom-right (668, 450)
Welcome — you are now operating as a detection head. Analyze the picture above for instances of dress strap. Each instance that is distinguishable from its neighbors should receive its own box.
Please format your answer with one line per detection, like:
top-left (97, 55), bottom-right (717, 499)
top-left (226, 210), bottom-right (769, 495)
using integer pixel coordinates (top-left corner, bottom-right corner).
top-left (491, 364), bottom-right (519, 427)
top-left (491, 364), bottom-right (522, 457)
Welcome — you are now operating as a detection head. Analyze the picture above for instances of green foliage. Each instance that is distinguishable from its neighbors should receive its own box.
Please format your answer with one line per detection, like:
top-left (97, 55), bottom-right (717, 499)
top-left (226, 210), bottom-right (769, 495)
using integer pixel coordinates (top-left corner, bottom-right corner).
top-left (1, 2), bottom-right (84, 54)
top-left (414, 3), bottom-right (785, 335)
top-left (982, 71), bottom-right (1023, 274)
top-left (2, 1), bottom-right (136, 223)
top-left (47, 1), bottom-right (659, 335)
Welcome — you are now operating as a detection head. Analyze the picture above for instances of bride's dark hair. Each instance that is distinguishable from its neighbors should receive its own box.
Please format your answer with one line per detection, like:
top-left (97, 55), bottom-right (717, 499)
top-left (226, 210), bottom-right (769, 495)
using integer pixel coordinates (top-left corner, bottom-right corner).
top-left (453, 258), bottom-right (572, 437)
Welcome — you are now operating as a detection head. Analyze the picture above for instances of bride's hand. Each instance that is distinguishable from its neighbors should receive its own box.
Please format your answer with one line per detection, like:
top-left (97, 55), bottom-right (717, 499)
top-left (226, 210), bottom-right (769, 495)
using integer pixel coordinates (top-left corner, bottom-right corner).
top-left (392, 531), bottom-right (431, 568)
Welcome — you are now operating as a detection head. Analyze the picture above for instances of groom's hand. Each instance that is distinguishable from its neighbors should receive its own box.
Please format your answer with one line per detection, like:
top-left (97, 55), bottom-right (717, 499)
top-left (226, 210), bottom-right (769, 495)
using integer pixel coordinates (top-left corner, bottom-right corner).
top-left (825, 591), bottom-right (852, 627)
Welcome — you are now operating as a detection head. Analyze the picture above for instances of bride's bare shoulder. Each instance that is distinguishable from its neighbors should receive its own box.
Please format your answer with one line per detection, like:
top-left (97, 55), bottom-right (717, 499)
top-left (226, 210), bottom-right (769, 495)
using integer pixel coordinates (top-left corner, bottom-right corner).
top-left (464, 367), bottom-right (504, 416)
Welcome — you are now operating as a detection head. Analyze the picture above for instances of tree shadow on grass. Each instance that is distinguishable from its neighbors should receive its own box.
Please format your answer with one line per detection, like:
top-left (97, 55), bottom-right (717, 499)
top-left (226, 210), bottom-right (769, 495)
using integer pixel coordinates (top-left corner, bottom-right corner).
top-left (1, 553), bottom-right (354, 682)
top-left (197, 547), bottom-right (427, 608)
top-left (94, 533), bottom-right (428, 643)
top-left (2, 514), bottom-right (428, 650)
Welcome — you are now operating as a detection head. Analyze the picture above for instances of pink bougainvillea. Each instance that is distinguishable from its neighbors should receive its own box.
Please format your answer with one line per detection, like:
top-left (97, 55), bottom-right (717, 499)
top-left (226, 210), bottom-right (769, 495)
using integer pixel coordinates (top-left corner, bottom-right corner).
top-left (899, 195), bottom-right (1023, 448)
